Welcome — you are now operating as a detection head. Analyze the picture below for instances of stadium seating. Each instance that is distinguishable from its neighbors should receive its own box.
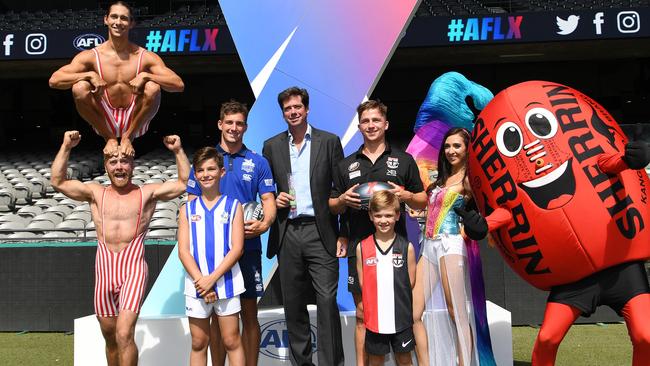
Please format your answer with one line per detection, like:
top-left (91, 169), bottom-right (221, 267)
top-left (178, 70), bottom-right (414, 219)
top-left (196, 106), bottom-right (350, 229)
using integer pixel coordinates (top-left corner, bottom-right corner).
top-left (0, 4), bottom-right (226, 31)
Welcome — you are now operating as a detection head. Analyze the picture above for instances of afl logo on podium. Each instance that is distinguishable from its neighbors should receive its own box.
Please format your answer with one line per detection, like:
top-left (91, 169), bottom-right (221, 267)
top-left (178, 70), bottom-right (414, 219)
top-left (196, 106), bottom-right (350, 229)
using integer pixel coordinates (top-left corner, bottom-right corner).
top-left (259, 319), bottom-right (317, 360)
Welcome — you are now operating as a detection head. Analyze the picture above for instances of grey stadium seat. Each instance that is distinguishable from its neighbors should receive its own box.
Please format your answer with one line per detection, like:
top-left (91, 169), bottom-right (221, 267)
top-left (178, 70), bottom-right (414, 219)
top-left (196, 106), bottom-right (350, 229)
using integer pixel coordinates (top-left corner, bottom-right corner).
top-left (26, 220), bottom-right (55, 230)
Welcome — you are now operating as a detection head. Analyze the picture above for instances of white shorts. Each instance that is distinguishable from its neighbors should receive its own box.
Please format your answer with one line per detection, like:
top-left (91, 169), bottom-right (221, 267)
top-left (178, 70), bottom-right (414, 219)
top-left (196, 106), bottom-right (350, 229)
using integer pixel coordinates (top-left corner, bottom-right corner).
top-left (421, 235), bottom-right (467, 263)
top-left (185, 295), bottom-right (241, 318)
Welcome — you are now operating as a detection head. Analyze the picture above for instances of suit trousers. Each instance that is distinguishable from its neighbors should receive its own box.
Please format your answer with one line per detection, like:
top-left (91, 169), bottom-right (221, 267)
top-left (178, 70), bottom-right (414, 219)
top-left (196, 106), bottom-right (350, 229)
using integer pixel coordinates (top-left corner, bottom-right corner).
top-left (279, 219), bottom-right (344, 366)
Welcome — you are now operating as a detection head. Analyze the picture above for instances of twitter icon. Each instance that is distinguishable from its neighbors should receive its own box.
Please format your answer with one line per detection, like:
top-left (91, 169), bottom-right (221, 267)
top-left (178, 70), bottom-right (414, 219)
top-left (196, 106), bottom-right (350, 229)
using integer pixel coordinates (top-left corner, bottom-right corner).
top-left (557, 15), bottom-right (580, 35)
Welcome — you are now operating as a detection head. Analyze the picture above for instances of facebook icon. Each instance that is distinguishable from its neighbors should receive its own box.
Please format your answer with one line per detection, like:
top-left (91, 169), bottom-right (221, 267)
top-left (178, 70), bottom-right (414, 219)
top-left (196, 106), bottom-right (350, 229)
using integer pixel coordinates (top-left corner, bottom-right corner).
top-left (593, 12), bottom-right (604, 35)
top-left (3, 34), bottom-right (13, 56)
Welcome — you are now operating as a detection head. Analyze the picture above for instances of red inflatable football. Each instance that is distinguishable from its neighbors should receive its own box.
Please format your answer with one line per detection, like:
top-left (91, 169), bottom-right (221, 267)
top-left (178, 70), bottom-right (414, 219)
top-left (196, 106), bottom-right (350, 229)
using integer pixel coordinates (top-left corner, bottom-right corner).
top-left (468, 81), bottom-right (650, 290)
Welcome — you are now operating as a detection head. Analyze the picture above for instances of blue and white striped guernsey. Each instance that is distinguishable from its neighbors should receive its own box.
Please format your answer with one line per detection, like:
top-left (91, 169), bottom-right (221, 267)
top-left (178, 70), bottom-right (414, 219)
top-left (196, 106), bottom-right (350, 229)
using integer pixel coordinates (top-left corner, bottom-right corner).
top-left (184, 195), bottom-right (245, 299)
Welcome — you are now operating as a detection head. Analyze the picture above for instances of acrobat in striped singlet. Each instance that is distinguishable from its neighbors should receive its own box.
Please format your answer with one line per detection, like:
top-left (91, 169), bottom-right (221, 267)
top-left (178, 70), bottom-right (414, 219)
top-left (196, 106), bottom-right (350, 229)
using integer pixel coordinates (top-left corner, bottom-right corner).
top-left (184, 195), bottom-right (245, 299)
top-left (91, 47), bottom-right (156, 138)
top-left (94, 187), bottom-right (148, 317)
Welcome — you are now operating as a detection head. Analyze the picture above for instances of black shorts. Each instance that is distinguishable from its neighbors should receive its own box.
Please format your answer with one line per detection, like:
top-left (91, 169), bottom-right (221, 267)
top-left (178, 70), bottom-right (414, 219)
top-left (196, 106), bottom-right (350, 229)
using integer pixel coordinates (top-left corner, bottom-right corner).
top-left (365, 327), bottom-right (415, 356)
top-left (548, 261), bottom-right (650, 317)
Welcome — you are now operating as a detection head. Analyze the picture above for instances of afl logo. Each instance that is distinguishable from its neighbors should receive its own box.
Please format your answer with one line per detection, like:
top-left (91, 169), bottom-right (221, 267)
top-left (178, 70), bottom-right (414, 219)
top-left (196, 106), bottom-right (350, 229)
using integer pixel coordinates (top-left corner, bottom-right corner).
top-left (73, 34), bottom-right (105, 50)
top-left (260, 319), bottom-right (317, 360)
top-left (365, 257), bottom-right (378, 266)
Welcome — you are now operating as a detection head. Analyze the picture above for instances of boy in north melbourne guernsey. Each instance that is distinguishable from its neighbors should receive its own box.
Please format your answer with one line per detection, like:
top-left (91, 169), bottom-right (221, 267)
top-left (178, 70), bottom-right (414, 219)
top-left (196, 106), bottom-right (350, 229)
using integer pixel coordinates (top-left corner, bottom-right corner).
top-left (357, 190), bottom-right (417, 366)
top-left (178, 147), bottom-right (246, 366)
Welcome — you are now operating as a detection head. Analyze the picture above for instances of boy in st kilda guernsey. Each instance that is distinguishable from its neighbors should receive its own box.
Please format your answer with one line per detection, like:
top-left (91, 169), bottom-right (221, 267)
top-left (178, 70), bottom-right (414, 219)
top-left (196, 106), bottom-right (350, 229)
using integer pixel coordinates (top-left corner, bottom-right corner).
top-left (356, 190), bottom-right (417, 365)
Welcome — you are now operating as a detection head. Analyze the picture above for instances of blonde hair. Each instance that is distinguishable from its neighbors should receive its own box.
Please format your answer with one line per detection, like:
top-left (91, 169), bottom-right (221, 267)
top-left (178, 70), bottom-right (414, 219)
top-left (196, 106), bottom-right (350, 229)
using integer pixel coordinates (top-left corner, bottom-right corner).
top-left (368, 190), bottom-right (400, 214)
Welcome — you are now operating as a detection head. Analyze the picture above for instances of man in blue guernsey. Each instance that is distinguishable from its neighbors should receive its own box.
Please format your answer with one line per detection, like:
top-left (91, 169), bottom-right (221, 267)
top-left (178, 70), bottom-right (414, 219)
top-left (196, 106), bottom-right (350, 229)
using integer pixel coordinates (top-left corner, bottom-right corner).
top-left (186, 101), bottom-right (276, 366)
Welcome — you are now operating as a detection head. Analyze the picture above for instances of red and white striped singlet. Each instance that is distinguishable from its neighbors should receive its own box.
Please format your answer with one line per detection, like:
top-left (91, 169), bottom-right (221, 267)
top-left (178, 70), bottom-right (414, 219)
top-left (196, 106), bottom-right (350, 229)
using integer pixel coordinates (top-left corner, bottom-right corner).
top-left (94, 187), bottom-right (148, 317)
top-left (91, 47), bottom-right (155, 138)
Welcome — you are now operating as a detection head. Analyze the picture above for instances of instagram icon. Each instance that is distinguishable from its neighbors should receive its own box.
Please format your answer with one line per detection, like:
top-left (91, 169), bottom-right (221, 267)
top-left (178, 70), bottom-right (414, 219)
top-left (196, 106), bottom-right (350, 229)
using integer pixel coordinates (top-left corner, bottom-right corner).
top-left (617, 11), bottom-right (640, 33)
top-left (25, 33), bottom-right (47, 55)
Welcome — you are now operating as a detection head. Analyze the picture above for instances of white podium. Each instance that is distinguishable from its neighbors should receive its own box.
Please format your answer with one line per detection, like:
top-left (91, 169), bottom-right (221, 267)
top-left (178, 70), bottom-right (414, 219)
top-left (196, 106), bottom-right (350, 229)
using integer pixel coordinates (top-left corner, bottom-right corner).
top-left (74, 302), bottom-right (512, 365)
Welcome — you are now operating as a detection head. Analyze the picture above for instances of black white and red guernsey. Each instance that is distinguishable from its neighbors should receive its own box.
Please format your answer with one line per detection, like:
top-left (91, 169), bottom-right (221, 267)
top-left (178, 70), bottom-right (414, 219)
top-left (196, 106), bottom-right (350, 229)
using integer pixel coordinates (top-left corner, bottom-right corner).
top-left (360, 233), bottom-right (413, 334)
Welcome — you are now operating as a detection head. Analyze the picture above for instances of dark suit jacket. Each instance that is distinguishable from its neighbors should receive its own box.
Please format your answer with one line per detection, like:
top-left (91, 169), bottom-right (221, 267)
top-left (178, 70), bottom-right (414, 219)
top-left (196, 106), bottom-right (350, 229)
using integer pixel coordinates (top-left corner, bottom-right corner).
top-left (262, 126), bottom-right (344, 259)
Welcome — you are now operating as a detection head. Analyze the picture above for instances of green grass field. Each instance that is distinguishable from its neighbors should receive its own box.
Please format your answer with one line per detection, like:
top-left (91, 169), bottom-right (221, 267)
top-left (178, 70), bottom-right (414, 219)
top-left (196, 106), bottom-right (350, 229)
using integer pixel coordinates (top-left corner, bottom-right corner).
top-left (0, 324), bottom-right (633, 365)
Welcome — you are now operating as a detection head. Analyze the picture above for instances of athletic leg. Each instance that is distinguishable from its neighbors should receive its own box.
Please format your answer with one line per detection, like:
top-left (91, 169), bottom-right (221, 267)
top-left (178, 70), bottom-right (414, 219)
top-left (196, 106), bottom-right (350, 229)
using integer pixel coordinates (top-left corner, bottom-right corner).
top-left (217, 312), bottom-right (245, 366)
top-left (531, 302), bottom-right (581, 366)
top-left (120, 81), bottom-right (161, 156)
top-left (189, 316), bottom-right (211, 366)
top-left (114, 309), bottom-right (139, 366)
top-left (71, 80), bottom-right (118, 155)
top-left (621, 293), bottom-right (650, 366)
top-left (96, 316), bottom-right (119, 366)
top-left (240, 298), bottom-right (261, 366)
top-left (208, 316), bottom-right (226, 366)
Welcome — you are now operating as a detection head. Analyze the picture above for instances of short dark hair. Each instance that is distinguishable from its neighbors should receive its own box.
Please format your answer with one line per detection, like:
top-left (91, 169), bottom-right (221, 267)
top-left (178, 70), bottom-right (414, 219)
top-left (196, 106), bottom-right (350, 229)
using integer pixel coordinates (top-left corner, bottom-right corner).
top-left (106, 1), bottom-right (135, 22)
top-left (277, 87), bottom-right (309, 109)
top-left (369, 190), bottom-right (400, 214)
top-left (192, 147), bottom-right (223, 169)
top-left (357, 100), bottom-right (388, 119)
top-left (220, 100), bottom-right (248, 121)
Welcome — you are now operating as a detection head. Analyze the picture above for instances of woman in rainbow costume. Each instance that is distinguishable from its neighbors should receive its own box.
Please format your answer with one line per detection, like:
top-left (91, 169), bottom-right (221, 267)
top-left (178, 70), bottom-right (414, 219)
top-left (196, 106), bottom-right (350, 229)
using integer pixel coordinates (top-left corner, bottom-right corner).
top-left (407, 72), bottom-right (495, 366)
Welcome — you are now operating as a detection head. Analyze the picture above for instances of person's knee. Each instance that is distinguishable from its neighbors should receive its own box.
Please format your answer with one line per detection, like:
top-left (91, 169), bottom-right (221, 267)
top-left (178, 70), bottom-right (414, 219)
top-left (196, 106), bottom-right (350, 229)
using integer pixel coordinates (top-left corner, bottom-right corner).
top-left (71, 81), bottom-right (92, 100)
top-left (191, 333), bottom-right (210, 352)
top-left (394, 352), bottom-right (413, 365)
top-left (629, 325), bottom-right (650, 348)
top-left (221, 332), bottom-right (241, 351)
top-left (99, 328), bottom-right (118, 348)
top-left (143, 81), bottom-right (161, 99)
top-left (115, 326), bottom-right (135, 348)
top-left (535, 327), bottom-right (561, 350)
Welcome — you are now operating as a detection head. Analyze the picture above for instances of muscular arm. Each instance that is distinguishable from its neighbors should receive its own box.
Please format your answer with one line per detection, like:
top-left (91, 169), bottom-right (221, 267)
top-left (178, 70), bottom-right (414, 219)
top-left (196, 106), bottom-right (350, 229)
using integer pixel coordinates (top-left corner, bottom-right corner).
top-left (141, 52), bottom-right (184, 92)
top-left (49, 52), bottom-right (102, 90)
top-left (50, 131), bottom-right (94, 202)
top-left (152, 136), bottom-right (191, 201)
top-left (259, 192), bottom-right (277, 232)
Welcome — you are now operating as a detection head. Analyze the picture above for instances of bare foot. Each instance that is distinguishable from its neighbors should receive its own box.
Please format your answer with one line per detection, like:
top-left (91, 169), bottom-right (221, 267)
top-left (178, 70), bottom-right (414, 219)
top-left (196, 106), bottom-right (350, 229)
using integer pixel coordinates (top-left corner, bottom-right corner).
top-left (120, 138), bottom-right (135, 157)
top-left (103, 138), bottom-right (119, 156)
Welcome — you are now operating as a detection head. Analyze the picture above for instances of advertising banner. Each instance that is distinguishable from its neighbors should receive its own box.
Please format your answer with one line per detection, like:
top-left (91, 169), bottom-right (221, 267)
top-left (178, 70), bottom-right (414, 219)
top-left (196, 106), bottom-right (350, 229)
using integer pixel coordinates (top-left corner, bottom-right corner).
top-left (0, 26), bottom-right (235, 60)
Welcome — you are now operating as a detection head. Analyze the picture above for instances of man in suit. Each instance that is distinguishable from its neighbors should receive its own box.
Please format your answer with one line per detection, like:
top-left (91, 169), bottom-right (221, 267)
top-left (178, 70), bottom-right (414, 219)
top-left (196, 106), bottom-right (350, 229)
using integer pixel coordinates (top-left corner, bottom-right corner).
top-left (262, 87), bottom-right (345, 366)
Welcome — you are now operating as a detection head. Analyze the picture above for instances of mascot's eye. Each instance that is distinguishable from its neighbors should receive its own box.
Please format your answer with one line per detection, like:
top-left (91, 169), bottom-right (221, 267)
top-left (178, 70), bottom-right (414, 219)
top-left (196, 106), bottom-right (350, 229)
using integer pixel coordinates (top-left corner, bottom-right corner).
top-left (496, 122), bottom-right (523, 157)
top-left (525, 108), bottom-right (558, 139)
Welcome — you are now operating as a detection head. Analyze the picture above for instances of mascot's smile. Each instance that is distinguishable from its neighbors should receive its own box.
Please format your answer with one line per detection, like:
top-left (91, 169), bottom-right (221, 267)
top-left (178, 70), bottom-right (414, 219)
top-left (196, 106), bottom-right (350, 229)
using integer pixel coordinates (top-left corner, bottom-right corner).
top-left (519, 158), bottom-right (576, 209)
